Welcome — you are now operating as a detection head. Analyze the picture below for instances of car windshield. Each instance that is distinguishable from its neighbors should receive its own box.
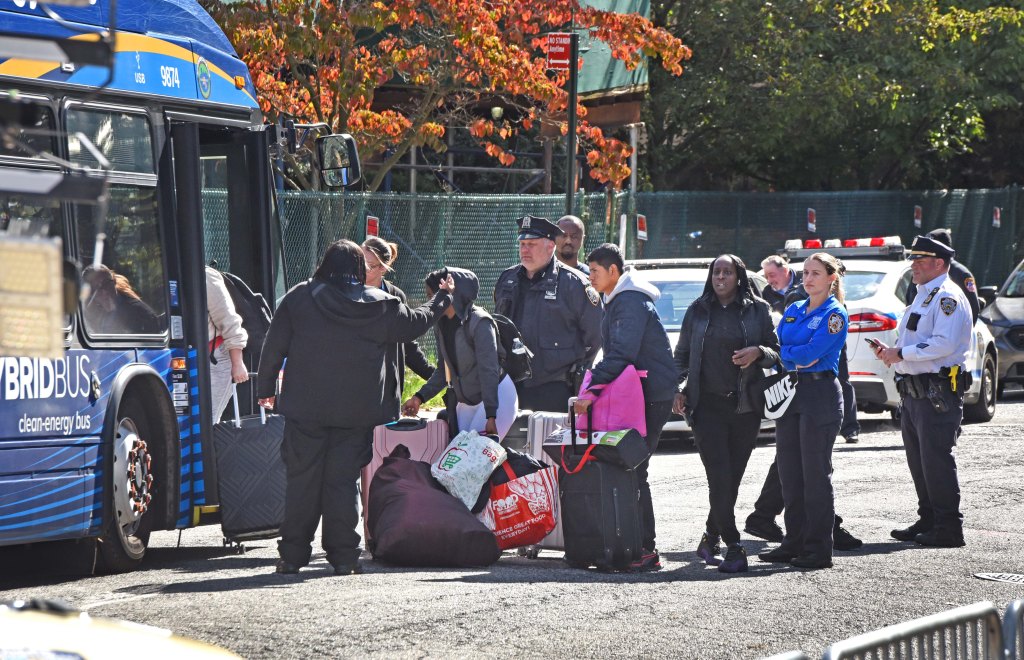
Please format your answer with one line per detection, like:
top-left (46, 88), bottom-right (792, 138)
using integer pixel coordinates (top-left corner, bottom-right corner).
top-left (648, 280), bottom-right (705, 331)
top-left (844, 271), bottom-right (887, 301)
top-left (1002, 264), bottom-right (1024, 297)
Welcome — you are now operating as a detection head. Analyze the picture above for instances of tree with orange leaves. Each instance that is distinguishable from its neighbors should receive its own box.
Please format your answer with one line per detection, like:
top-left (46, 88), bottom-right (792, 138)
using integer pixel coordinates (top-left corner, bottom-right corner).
top-left (202, 0), bottom-right (689, 191)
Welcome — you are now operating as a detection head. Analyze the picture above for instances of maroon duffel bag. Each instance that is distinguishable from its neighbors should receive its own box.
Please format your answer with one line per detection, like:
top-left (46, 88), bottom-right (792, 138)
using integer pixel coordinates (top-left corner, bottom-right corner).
top-left (367, 449), bottom-right (501, 567)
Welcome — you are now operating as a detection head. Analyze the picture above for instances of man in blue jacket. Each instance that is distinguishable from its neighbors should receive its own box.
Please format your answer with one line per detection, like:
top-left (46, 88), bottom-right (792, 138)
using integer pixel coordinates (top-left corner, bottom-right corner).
top-left (573, 243), bottom-right (678, 571)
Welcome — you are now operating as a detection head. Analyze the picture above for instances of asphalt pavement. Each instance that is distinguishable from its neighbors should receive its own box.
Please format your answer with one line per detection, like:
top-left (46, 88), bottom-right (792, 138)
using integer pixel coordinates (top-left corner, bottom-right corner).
top-left (3, 394), bottom-right (1024, 659)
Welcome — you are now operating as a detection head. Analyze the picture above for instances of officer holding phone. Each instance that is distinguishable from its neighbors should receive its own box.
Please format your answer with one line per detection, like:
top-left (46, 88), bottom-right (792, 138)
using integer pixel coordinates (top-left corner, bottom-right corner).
top-left (871, 235), bottom-right (973, 548)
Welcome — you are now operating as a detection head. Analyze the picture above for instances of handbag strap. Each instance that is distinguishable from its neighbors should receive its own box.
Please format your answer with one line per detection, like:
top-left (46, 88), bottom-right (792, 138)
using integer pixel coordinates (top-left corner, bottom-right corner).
top-left (501, 462), bottom-right (517, 481)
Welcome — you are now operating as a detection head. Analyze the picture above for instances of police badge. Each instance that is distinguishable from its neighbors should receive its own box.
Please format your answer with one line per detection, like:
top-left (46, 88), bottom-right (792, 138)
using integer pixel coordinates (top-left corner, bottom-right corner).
top-left (585, 285), bottom-right (601, 306)
top-left (827, 312), bottom-right (844, 334)
top-left (940, 297), bottom-right (958, 316)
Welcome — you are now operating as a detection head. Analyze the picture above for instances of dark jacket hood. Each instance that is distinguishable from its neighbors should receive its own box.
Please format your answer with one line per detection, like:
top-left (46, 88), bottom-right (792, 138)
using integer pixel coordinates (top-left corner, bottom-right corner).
top-left (308, 278), bottom-right (399, 326)
top-left (448, 267), bottom-right (480, 321)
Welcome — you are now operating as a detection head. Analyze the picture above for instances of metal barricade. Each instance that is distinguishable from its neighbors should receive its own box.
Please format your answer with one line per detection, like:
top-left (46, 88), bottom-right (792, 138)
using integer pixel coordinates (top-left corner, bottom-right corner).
top-left (1004, 599), bottom-right (1024, 660)
top-left (823, 601), bottom-right (1003, 660)
top-left (760, 651), bottom-right (811, 660)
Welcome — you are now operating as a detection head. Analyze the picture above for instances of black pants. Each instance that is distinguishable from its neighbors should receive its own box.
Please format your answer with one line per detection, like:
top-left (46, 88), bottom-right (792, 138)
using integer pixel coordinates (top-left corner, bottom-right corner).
top-left (901, 389), bottom-right (964, 533)
top-left (692, 393), bottom-right (760, 545)
top-left (838, 346), bottom-right (860, 437)
top-left (517, 380), bottom-right (573, 414)
top-left (638, 399), bottom-right (674, 551)
top-left (775, 376), bottom-right (842, 558)
top-left (277, 419), bottom-right (373, 567)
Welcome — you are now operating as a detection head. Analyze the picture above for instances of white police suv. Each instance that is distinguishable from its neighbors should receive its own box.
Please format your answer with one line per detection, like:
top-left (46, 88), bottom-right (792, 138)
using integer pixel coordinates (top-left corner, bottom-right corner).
top-left (780, 237), bottom-right (997, 423)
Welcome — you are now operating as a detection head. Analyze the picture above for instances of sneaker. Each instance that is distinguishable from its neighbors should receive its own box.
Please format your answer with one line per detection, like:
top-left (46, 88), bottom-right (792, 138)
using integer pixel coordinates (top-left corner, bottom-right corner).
top-left (696, 532), bottom-right (723, 566)
top-left (718, 544), bottom-right (748, 573)
top-left (757, 547), bottom-right (797, 563)
top-left (630, 548), bottom-right (662, 572)
top-left (332, 561), bottom-right (363, 576)
top-left (914, 529), bottom-right (965, 548)
top-left (844, 432), bottom-right (859, 444)
top-left (790, 553), bottom-right (832, 569)
top-left (833, 525), bottom-right (863, 551)
top-left (744, 516), bottom-right (784, 543)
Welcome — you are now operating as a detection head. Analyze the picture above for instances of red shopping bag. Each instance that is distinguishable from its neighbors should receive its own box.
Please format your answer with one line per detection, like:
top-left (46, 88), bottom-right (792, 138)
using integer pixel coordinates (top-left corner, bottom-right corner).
top-left (477, 463), bottom-right (558, 550)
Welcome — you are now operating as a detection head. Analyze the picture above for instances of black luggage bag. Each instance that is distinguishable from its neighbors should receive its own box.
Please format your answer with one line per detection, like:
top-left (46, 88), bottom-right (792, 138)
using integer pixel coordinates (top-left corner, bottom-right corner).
top-left (559, 404), bottom-right (643, 571)
top-left (211, 385), bottom-right (286, 542)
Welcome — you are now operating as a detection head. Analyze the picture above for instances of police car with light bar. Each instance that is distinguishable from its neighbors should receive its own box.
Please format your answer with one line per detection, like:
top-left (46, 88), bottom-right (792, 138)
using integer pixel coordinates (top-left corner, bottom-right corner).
top-left (779, 237), bottom-right (997, 422)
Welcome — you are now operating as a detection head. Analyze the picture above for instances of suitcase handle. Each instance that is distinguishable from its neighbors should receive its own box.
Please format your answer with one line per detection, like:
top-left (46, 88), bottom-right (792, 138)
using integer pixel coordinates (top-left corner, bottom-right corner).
top-left (385, 416), bottom-right (428, 431)
top-left (231, 381), bottom-right (266, 429)
top-left (568, 398), bottom-right (595, 447)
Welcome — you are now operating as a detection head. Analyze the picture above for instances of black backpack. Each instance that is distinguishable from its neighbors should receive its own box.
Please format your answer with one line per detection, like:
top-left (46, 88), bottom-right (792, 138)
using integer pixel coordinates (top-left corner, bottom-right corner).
top-left (218, 270), bottom-right (272, 364)
top-left (467, 311), bottom-right (533, 383)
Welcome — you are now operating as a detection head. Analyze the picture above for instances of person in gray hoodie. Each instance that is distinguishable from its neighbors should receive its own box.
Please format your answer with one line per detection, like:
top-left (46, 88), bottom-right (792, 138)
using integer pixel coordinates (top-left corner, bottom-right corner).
top-left (402, 267), bottom-right (518, 440)
top-left (574, 243), bottom-right (678, 572)
top-left (256, 239), bottom-right (453, 576)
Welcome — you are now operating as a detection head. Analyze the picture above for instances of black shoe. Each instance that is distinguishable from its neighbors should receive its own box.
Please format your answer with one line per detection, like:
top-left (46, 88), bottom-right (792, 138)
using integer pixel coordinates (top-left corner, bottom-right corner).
top-left (844, 432), bottom-right (859, 444)
top-left (275, 560), bottom-right (301, 575)
top-left (914, 530), bottom-right (965, 548)
top-left (891, 520), bottom-right (931, 542)
top-left (758, 547), bottom-right (797, 563)
top-left (791, 553), bottom-right (833, 569)
top-left (744, 516), bottom-right (784, 543)
top-left (696, 532), bottom-right (722, 566)
top-left (630, 548), bottom-right (663, 573)
top-left (332, 561), bottom-right (363, 576)
top-left (833, 525), bottom-right (863, 551)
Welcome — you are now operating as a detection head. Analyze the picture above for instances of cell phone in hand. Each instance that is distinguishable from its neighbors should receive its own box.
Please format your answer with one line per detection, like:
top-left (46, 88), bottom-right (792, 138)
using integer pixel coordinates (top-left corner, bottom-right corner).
top-left (864, 337), bottom-right (883, 350)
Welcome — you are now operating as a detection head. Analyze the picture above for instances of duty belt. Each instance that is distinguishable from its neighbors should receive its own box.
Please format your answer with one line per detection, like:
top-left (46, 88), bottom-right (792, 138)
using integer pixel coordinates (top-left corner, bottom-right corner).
top-left (895, 368), bottom-right (971, 400)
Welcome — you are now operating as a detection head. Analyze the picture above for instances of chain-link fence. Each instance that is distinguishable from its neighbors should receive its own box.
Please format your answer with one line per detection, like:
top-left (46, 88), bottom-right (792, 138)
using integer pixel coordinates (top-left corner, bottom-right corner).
top-left (204, 186), bottom-right (1023, 309)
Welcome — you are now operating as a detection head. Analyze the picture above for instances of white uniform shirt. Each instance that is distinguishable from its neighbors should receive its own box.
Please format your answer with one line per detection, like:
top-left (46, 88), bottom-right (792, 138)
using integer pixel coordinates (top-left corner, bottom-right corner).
top-left (895, 272), bottom-right (972, 375)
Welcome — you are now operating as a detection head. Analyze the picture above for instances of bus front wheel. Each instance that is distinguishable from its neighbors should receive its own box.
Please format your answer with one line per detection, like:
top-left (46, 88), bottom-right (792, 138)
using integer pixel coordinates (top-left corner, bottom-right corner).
top-left (98, 396), bottom-right (153, 573)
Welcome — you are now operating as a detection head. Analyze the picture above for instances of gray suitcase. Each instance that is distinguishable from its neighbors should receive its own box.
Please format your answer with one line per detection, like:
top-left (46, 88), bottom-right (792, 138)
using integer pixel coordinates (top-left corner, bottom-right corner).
top-left (500, 410), bottom-right (533, 453)
top-left (521, 410), bottom-right (568, 557)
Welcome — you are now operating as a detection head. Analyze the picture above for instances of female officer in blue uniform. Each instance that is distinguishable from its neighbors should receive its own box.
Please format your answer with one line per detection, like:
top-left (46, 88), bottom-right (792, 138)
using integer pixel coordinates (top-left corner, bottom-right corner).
top-left (758, 252), bottom-right (848, 570)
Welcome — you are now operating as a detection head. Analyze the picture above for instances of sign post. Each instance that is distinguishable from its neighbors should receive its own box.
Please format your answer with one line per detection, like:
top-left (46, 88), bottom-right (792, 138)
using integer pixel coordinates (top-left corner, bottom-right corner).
top-left (548, 32), bottom-right (579, 217)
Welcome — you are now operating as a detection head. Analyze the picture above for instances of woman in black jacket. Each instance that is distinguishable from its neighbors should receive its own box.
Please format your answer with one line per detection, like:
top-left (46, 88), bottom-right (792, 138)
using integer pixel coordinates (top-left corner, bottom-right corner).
top-left (672, 255), bottom-right (780, 574)
top-left (256, 240), bottom-right (453, 576)
top-left (362, 237), bottom-right (436, 420)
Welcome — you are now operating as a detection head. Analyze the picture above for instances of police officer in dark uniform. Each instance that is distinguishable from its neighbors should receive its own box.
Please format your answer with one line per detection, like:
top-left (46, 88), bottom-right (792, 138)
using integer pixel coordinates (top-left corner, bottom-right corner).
top-left (494, 215), bottom-right (603, 412)
top-left (906, 228), bottom-right (980, 323)
top-left (872, 235), bottom-right (972, 547)
top-left (758, 252), bottom-right (848, 570)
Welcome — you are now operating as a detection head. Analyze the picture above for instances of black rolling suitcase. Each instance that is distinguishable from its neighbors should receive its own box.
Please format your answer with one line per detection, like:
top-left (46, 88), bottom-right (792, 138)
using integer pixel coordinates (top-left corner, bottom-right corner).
top-left (559, 404), bottom-right (643, 571)
top-left (211, 385), bottom-right (286, 543)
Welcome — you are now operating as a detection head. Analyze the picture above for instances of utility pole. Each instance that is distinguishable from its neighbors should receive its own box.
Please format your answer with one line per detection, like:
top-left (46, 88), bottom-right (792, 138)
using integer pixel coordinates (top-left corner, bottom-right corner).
top-left (565, 30), bottom-right (579, 217)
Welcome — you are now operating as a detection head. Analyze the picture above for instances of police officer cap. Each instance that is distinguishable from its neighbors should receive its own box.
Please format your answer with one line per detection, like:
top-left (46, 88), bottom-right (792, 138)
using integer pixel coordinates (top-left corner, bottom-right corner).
top-left (925, 227), bottom-right (953, 248)
top-left (517, 215), bottom-right (564, 241)
top-left (907, 235), bottom-right (955, 261)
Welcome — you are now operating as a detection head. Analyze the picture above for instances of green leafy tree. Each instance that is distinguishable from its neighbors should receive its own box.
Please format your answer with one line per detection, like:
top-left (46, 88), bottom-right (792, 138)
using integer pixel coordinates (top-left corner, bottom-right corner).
top-left (642, 0), bottom-right (1024, 191)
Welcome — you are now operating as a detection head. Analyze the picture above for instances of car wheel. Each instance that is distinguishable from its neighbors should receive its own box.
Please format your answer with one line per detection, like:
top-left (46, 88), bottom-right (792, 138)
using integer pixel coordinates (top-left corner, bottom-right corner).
top-left (964, 353), bottom-right (996, 423)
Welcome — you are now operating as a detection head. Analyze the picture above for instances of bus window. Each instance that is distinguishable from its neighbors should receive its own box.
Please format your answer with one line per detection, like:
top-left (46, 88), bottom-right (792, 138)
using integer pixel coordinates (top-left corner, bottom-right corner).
top-left (66, 106), bottom-right (155, 174)
top-left (200, 154), bottom-right (230, 270)
top-left (77, 186), bottom-right (167, 336)
top-left (0, 98), bottom-right (56, 160)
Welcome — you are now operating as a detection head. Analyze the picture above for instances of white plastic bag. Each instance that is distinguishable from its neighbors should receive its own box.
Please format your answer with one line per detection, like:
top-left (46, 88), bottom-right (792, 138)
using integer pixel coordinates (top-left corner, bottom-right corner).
top-left (431, 430), bottom-right (507, 509)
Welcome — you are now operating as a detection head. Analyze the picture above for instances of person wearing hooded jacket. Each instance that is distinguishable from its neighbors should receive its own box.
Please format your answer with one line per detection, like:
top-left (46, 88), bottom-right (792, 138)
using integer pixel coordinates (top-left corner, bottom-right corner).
top-left (402, 267), bottom-right (518, 440)
top-left (573, 243), bottom-right (677, 572)
top-left (672, 254), bottom-right (780, 573)
top-left (256, 239), bottom-right (454, 576)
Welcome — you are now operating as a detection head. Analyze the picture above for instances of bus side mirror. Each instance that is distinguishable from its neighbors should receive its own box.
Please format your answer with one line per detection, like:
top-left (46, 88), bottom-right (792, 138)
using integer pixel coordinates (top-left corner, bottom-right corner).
top-left (317, 134), bottom-right (361, 188)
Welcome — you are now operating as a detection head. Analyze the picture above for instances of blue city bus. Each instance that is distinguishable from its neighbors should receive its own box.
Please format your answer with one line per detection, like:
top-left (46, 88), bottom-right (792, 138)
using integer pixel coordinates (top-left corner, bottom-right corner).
top-left (0, 0), bottom-right (357, 572)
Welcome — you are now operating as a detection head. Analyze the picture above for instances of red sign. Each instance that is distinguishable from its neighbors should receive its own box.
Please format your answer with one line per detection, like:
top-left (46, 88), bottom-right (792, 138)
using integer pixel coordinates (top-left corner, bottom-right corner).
top-left (547, 33), bottom-right (571, 71)
top-left (366, 215), bottom-right (379, 237)
top-left (807, 208), bottom-right (817, 233)
top-left (913, 205), bottom-right (923, 228)
top-left (636, 214), bottom-right (648, 241)
top-left (993, 207), bottom-right (1002, 229)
